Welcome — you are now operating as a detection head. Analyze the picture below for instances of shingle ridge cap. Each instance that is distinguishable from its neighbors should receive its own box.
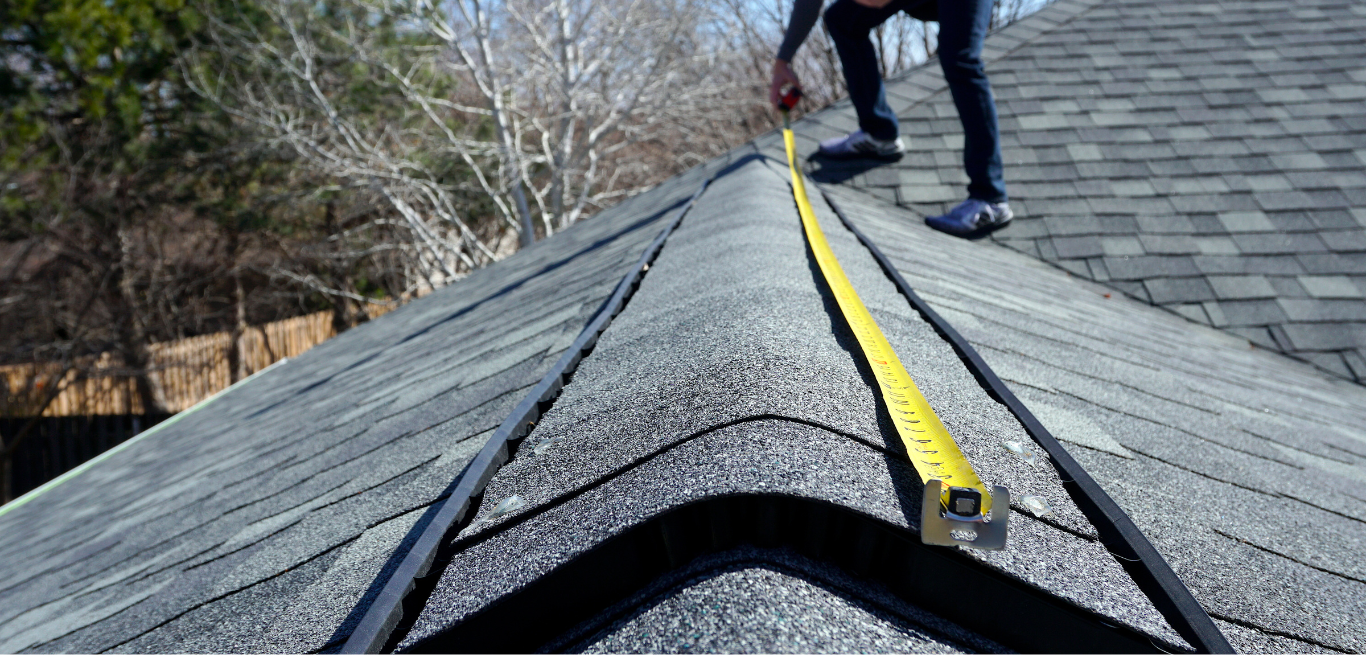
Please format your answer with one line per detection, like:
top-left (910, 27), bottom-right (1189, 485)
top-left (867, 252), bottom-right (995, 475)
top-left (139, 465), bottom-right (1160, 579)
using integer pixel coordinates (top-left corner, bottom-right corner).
top-left (542, 544), bottom-right (1009, 654)
top-left (446, 414), bottom-right (893, 547)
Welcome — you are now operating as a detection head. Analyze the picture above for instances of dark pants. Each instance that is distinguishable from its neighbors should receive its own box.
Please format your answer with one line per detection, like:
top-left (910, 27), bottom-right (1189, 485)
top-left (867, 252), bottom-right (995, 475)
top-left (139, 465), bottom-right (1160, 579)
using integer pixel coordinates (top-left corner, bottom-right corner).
top-left (824, 0), bottom-right (1007, 202)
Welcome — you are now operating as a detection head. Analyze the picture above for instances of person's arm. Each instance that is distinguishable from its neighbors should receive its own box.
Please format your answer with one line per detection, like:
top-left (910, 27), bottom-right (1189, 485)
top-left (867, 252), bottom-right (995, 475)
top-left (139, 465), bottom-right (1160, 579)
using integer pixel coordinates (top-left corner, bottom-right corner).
top-left (770, 0), bottom-right (822, 108)
top-left (776, 0), bottom-right (823, 62)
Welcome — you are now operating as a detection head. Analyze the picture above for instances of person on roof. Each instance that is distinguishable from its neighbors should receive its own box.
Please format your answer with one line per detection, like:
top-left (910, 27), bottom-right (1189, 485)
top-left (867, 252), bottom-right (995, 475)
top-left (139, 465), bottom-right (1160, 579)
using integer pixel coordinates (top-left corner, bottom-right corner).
top-left (770, 0), bottom-right (1011, 238)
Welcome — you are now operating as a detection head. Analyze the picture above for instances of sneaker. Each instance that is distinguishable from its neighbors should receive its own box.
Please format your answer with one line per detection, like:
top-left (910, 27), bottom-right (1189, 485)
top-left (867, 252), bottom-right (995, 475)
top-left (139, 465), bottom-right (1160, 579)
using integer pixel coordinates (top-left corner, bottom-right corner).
top-left (925, 199), bottom-right (1013, 239)
top-left (818, 130), bottom-right (906, 160)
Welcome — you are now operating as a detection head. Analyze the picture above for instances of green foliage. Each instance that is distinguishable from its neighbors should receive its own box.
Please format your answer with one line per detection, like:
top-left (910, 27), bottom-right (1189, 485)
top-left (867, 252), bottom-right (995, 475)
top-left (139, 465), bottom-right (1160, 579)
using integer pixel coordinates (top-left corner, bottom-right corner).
top-left (1, 0), bottom-right (199, 156)
top-left (1, 0), bottom-right (205, 249)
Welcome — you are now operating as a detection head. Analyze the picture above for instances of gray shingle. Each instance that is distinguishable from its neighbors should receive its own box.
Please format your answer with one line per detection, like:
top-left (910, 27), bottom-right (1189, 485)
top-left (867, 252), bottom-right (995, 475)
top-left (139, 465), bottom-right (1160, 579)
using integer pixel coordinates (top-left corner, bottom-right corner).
top-left (1135, 215), bottom-right (1197, 233)
top-left (1052, 235), bottom-right (1105, 258)
top-left (1193, 236), bottom-right (1242, 255)
top-left (1102, 236), bottom-right (1146, 256)
top-left (1263, 211), bottom-right (1319, 232)
top-left (1306, 209), bottom-right (1363, 230)
top-left (1230, 232), bottom-right (1328, 255)
top-left (1268, 152), bottom-right (1331, 170)
top-left (1218, 211), bottom-right (1276, 232)
top-left (1256, 190), bottom-right (1349, 211)
top-left (1171, 303), bottom-right (1212, 324)
top-left (1278, 298), bottom-right (1366, 321)
top-left (1267, 276), bottom-right (1309, 297)
top-left (1042, 214), bottom-right (1103, 235)
top-left (1323, 229), bottom-right (1366, 253)
top-left (1105, 255), bottom-right (1201, 279)
top-left (1171, 193), bottom-right (1261, 214)
top-left (1193, 255), bottom-right (1306, 275)
top-left (1058, 258), bottom-right (1092, 276)
top-left (1138, 234), bottom-right (1201, 254)
top-left (1280, 323), bottom-right (1365, 350)
top-left (1144, 277), bottom-right (1217, 304)
top-left (1298, 275), bottom-right (1366, 299)
top-left (1208, 275), bottom-right (1278, 300)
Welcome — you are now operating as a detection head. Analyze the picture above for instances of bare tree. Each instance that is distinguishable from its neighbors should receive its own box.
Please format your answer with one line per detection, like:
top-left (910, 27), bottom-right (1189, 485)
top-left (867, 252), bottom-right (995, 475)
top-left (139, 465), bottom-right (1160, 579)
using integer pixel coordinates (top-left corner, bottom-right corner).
top-left (424, 0), bottom-right (742, 234)
top-left (185, 2), bottom-right (502, 290)
top-left (186, 0), bottom-right (748, 289)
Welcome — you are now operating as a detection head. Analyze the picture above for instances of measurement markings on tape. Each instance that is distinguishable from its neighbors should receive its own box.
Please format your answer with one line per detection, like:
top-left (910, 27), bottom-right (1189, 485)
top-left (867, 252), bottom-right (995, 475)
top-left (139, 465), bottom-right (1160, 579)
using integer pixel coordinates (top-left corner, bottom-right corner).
top-left (777, 97), bottom-right (1007, 550)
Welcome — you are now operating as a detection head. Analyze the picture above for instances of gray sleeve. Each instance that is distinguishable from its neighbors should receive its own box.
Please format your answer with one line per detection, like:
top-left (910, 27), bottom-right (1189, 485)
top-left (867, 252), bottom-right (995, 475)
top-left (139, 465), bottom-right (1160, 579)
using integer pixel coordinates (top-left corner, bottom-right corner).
top-left (775, 0), bottom-right (824, 62)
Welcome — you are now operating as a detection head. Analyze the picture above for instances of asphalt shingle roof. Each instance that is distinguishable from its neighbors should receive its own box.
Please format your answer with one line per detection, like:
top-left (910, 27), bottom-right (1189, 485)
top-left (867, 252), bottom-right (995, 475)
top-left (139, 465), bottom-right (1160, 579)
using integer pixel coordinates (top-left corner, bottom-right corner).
top-left (782, 0), bottom-right (1366, 383)
top-left (1, 0), bottom-right (1364, 651)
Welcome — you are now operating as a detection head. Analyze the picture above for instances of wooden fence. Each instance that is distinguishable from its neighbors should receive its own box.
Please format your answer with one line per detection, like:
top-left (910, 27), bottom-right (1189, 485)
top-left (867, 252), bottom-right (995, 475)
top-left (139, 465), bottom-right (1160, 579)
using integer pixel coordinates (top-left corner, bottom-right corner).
top-left (1, 353), bottom-right (147, 417)
top-left (1, 305), bottom-right (394, 417)
top-left (145, 310), bottom-right (338, 412)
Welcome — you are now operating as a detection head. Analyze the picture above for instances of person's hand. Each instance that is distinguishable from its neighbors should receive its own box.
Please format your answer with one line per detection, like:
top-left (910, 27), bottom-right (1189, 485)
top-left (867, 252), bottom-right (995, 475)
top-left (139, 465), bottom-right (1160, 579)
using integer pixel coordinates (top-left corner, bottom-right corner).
top-left (770, 59), bottom-right (801, 111)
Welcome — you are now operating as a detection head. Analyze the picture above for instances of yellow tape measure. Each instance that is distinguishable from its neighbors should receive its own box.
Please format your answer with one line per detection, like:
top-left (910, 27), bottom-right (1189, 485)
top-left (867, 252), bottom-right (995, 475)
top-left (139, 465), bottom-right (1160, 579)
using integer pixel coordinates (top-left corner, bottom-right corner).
top-left (780, 119), bottom-right (1008, 549)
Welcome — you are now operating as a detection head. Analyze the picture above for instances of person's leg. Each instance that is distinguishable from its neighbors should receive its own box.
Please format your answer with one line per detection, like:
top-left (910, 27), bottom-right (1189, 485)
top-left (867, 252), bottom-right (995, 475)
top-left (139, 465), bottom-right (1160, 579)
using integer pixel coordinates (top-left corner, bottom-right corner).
top-left (822, 0), bottom-right (907, 141)
top-left (936, 0), bottom-right (1006, 203)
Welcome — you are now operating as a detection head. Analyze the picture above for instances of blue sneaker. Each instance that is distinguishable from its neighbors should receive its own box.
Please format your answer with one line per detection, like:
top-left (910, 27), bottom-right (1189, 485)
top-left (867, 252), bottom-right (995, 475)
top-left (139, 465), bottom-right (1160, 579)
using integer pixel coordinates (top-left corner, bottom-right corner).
top-left (925, 199), bottom-right (1013, 239)
top-left (818, 130), bottom-right (906, 160)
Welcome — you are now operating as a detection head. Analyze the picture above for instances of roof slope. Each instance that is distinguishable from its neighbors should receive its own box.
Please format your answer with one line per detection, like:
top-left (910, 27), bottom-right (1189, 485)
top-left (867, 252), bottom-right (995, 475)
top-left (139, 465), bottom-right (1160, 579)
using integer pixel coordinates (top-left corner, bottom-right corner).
top-left (0, 157), bottom-right (727, 653)
top-left (823, 183), bottom-right (1366, 652)
top-left (784, 0), bottom-right (1366, 382)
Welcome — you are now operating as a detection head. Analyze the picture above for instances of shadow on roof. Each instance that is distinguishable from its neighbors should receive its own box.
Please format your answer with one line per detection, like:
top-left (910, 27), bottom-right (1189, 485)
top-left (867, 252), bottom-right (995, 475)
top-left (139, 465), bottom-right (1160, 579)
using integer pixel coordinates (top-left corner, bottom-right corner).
top-left (402, 493), bottom-right (1165, 653)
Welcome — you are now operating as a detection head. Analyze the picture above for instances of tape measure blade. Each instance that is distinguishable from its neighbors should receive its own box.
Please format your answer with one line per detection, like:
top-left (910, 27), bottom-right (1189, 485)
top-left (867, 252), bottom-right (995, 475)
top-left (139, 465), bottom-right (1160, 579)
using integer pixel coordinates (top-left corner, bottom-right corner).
top-left (781, 128), bottom-right (990, 514)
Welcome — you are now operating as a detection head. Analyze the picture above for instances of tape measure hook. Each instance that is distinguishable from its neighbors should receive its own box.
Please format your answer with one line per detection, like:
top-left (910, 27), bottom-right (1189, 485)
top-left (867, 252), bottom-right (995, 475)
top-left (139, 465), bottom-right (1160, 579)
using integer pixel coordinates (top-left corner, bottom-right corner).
top-left (921, 480), bottom-right (1009, 550)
